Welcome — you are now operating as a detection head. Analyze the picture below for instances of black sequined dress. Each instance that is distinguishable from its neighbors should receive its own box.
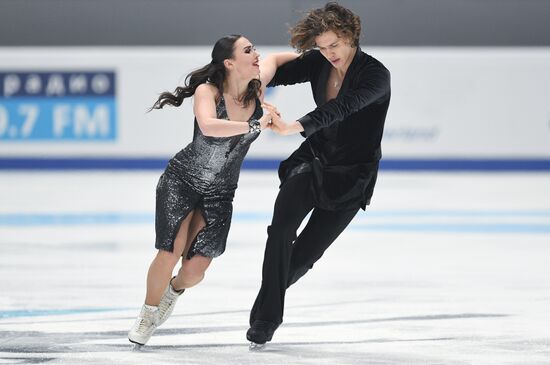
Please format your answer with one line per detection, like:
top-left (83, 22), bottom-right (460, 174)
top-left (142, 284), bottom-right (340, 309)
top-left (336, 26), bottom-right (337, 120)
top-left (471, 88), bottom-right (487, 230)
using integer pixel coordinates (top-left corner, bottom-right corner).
top-left (155, 95), bottom-right (262, 258)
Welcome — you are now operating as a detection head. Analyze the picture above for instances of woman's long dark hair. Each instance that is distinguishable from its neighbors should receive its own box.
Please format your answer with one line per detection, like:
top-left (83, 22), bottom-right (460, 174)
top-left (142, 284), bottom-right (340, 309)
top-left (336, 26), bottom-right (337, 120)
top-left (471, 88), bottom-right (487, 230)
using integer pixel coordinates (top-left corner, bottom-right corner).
top-left (151, 34), bottom-right (261, 110)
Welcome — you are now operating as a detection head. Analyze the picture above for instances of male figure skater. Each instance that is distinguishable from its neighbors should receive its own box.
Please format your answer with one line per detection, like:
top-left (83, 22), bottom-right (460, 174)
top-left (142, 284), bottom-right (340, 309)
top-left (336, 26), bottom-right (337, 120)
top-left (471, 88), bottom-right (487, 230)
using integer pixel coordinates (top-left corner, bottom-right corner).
top-left (247, 2), bottom-right (391, 347)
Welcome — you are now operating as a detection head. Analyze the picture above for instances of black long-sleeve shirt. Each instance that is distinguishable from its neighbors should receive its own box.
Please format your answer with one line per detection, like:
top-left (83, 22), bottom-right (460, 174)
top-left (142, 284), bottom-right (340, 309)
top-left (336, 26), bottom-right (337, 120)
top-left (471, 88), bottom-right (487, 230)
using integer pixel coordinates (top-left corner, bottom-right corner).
top-left (268, 47), bottom-right (391, 210)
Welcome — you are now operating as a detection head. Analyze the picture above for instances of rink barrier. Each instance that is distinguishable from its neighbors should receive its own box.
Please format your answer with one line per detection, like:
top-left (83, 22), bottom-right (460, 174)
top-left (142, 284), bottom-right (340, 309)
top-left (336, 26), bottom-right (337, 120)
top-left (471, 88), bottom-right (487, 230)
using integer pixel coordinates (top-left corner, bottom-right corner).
top-left (1, 157), bottom-right (550, 171)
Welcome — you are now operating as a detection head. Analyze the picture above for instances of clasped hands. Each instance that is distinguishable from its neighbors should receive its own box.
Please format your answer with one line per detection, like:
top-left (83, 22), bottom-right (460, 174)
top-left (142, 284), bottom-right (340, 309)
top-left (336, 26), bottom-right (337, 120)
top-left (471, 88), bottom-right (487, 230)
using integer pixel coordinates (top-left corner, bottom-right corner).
top-left (259, 102), bottom-right (293, 136)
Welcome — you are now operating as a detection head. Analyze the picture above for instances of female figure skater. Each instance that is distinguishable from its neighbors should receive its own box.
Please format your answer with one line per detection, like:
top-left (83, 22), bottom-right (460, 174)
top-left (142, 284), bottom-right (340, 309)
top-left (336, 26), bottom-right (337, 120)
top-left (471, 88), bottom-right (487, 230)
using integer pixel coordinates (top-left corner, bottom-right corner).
top-left (128, 34), bottom-right (297, 347)
top-left (246, 2), bottom-right (391, 347)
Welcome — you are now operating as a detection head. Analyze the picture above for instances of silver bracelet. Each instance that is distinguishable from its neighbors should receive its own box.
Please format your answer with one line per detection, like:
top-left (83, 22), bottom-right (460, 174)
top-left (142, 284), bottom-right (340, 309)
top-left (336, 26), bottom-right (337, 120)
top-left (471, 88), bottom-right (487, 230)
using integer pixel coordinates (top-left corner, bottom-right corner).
top-left (248, 118), bottom-right (261, 133)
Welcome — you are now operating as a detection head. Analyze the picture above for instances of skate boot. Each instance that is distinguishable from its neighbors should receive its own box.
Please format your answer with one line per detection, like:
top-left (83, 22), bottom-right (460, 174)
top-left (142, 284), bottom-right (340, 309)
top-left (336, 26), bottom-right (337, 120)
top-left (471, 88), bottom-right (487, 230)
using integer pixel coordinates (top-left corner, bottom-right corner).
top-left (246, 320), bottom-right (279, 350)
top-left (128, 304), bottom-right (160, 348)
top-left (157, 276), bottom-right (185, 326)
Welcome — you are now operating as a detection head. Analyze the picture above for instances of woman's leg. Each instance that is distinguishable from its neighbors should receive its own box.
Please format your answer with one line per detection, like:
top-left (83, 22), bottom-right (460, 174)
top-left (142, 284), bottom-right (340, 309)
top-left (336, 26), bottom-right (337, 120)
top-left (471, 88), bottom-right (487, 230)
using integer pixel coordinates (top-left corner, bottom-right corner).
top-left (129, 210), bottom-right (199, 345)
top-left (152, 208), bottom-right (211, 330)
top-left (174, 255), bottom-right (212, 289)
top-left (144, 210), bottom-right (195, 306)
top-left (172, 209), bottom-right (212, 290)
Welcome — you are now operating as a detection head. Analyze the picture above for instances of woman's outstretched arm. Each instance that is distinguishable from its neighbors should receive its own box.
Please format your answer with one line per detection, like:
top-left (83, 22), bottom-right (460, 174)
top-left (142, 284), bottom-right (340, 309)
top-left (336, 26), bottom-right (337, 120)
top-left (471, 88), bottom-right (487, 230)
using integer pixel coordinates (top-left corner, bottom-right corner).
top-left (193, 84), bottom-right (271, 137)
top-left (259, 52), bottom-right (300, 93)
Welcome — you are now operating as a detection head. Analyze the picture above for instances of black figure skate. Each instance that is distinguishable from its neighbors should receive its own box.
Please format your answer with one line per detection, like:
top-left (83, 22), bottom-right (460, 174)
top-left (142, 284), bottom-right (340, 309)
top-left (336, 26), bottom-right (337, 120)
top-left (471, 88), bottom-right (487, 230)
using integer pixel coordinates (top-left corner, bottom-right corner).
top-left (246, 320), bottom-right (279, 350)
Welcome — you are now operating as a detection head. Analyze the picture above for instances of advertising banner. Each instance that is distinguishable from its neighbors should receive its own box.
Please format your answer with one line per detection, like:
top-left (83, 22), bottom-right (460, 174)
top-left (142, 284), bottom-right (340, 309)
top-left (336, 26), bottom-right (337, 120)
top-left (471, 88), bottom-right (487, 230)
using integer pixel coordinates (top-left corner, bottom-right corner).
top-left (1, 47), bottom-right (549, 169)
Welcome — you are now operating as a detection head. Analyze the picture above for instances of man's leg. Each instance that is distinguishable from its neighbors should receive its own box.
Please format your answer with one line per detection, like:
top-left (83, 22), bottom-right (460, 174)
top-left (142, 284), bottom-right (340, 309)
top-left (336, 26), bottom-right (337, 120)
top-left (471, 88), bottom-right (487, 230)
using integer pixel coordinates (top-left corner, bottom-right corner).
top-left (249, 173), bottom-right (314, 332)
top-left (287, 206), bottom-right (360, 287)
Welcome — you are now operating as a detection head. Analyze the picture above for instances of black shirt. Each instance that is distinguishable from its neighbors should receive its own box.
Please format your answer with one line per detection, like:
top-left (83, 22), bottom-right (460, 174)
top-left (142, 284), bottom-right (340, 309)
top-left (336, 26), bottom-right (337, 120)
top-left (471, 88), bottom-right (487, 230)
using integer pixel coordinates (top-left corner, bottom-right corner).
top-left (268, 47), bottom-right (391, 210)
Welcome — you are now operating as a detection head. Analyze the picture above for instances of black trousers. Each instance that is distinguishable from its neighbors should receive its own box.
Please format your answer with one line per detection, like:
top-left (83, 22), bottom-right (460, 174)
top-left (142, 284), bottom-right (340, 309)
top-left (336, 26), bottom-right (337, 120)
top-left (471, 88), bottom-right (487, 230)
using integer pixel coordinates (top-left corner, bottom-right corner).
top-left (249, 172), bottom-right (359, 326)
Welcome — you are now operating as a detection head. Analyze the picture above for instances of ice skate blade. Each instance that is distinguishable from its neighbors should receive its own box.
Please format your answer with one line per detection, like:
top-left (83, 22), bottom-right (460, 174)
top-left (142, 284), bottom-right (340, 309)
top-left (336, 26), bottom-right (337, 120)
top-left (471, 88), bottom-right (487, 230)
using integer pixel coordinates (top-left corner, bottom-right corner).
top-left (130, 342), bottom-right (145, 351)
top-left (249, 342), bottom-right (266, 351)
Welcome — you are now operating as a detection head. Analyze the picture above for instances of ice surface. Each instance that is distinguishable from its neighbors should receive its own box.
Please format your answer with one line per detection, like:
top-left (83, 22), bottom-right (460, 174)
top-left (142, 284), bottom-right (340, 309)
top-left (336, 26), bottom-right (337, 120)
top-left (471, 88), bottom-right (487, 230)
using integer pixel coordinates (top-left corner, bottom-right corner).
top-left (1, 171), bottom-right (549, 364)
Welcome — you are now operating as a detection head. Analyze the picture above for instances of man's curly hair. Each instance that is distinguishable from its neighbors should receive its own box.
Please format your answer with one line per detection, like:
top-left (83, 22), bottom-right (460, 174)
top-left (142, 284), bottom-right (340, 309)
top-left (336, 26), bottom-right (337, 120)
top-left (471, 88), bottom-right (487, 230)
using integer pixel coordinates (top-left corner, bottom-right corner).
top-left (290, 2), bottom-right (361, 53)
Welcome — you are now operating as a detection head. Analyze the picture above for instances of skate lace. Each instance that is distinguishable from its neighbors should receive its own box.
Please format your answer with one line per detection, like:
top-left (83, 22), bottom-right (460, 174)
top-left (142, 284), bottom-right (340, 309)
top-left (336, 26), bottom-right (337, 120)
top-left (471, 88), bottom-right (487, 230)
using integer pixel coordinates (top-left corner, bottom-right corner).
top-left (135, 315), bottom-right (155, 333)
top-left (137, 319), bottom-right (149, 333)
top-left (158, 295), bottom-right (176, 317)
top-left (158, 284), bottom-right (183, 318)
